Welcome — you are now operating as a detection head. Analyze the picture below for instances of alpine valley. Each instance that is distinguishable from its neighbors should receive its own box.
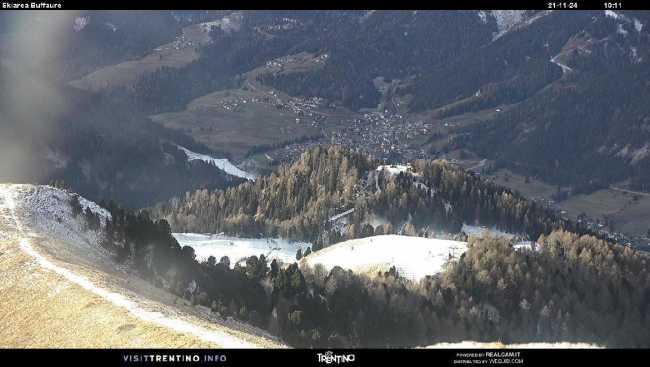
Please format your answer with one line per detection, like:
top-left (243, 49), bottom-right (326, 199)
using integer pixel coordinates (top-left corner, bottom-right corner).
top-left (0, 10), bottom-right (648, 349)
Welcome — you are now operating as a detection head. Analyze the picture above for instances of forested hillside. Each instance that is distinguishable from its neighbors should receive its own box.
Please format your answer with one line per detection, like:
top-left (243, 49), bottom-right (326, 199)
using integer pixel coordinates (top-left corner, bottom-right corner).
top-left (257, 10), bottom-right (496, 110)
top-left (111, 10), bottom-right (497, 113)
top-left (154, 146), bottom-right (586, 246)
top-left (93, 196), bottom-right (650, 347)
top-left (154, 146), bottom-right (377, 245)
top-left (460, 58), bottom-right (650, 192)
top-left (455, 11), bottom-right (650, 192)
top-left (3, 10), bottom-right (650, 351)
top-left (97, 10), bottom-right (650, 194)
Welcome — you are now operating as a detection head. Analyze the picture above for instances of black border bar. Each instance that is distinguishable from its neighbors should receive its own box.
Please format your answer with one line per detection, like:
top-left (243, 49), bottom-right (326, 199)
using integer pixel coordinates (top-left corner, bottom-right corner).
top-left (0, 348), bottom-right (648, 366)
top-left (2, 0), bottom-right (650, 11)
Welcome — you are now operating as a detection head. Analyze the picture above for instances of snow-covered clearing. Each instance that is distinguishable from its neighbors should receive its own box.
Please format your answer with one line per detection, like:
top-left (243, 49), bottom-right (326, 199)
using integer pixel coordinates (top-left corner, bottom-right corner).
top-left (0, 184), bottom-right (281, 348)
top-left (301, 235), bottom-right (467, 281)
top-left (426, 341), bottom-right (601, 348)
top-left (490, 11), bottom-right (551, 41)
top-left (477, 11), bottom-right (488, 24)
top-left (491, 10), bottom-right (525, 36)
top-left (177, 145), bottom-right (256, 181)
top-left (376, 163), bottom-right (420, 177)
top-left (605, 10), bottom-right (644, 34)
top-left (200, 13), bottom-right (243, 35)
top-left (174, 232), bottom-right (311, 266)
top-left (513, 240), bottom-right (536, 251)
top-left (605, 10), bottom-right (622, 20)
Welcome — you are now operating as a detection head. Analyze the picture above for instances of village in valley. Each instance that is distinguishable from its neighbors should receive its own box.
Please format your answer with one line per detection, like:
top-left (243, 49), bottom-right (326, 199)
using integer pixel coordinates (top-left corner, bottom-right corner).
top-left (178, 65), bottom-right (650, 253)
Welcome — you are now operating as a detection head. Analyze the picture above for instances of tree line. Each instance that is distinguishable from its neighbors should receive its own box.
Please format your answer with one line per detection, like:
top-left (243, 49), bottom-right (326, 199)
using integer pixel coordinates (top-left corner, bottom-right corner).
top-left (77, 193), bottom-right (650, 347)
top-left (153, 146), bottom-right (590, 249)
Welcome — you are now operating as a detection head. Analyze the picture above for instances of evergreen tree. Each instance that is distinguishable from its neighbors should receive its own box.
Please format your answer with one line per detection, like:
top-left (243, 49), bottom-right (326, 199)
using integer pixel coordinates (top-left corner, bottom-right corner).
top-left (70, 194), bottom-right (83, 218)
top-left (296, 248), bottom-right (303, 261)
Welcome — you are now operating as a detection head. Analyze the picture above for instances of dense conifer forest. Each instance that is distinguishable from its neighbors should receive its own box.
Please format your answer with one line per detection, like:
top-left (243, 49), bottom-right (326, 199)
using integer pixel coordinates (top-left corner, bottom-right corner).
top-left (153, 146), bottom-right (587, 248)
top-left (85, 194), bottom-right (650, 347)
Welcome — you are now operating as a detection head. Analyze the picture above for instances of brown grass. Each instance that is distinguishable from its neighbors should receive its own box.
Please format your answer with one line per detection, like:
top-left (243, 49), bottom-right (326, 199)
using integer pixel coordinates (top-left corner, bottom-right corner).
top-left (0, 238), bottom-right (213, 348)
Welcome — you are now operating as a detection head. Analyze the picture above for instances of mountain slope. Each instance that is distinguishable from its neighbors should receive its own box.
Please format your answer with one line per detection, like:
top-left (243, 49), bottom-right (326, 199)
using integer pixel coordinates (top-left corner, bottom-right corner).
top-left (38, 10), bottom-right (650, 197)
top-left (155, 146), bottom-right (584, 247)
top-left (452, 11), bottom-right (650, 192)
top-left (3, 184), bottom-right (647, 348)
top-left (0, 184), bottom-right (283, 348)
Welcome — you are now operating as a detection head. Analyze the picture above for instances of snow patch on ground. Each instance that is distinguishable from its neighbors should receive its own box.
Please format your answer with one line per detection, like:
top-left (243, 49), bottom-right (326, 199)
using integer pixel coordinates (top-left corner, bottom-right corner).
top-left (426, 341), bottom-right (602, 348)
top-left (177, 145), bottom-right (256, 181)
top-left (513, 241), bottom-right (536, 251)
top-left (10, 185), bottom-right (110, 251)
top-left (491, 11), bottom-right (525, 40)
top-left (492, 10), bottom-right (525, 33)
top-left (630, 143), bottom-right (650, 164)
top-left (616, 144), bottom-right (630, 158)
top-left (550, 54), bottom-right (573, 74)
top-left (328, 208), bottom-right (355, 223)
top-left (173, 233), bottom-right (311, 266)
top-left (612, 143), bottom-right (650, 164)
top-left (490, 11), bottom-right (552, 41)
top-left (605, 10), bottom-right (643, 34)
top-left (477, 11), bottom-right (488, 24)
top-left (301, 235), bottom-right (467, 281)
top-left (200, 13), bottom-right (243, 35)
top-left (376, 164), bottom-right (419, 177)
